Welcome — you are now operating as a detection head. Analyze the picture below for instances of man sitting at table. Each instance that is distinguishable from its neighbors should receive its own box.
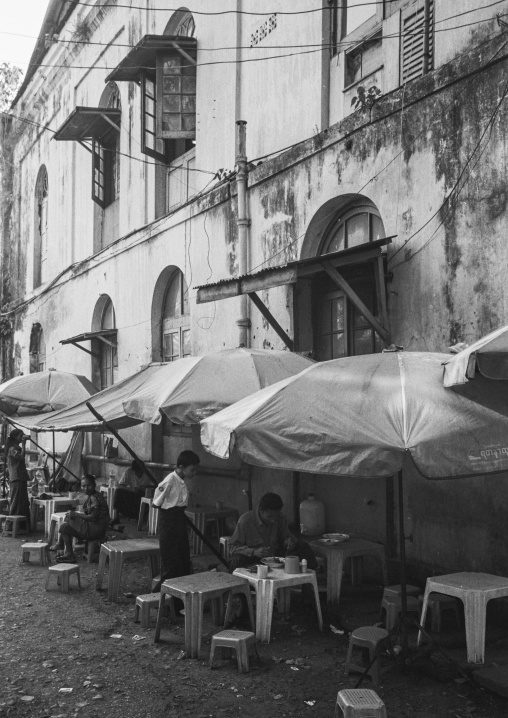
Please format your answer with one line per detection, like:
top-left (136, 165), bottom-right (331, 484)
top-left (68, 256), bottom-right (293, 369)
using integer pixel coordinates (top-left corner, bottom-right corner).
top-left (50, 474), bottom-right (110, 563)
top-left (228, 492), bottom-right (318, 571)
top-left (113, 460), bottom-right (153, 521)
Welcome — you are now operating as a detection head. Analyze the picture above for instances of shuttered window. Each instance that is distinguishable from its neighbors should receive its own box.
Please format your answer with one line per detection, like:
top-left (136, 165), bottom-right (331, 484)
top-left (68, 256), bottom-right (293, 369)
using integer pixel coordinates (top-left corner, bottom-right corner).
top-left (401, 0), bottom-right (434, 84)
top-left (92, 138), bottom-right (116, 209)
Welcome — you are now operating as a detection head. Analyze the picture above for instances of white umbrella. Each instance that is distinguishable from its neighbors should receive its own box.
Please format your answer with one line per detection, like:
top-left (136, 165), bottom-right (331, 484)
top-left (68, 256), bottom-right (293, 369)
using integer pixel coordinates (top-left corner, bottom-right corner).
top-left (443, 325), bottom-right (508, 387)
top-left (0, 369), bottom-right (97, 415)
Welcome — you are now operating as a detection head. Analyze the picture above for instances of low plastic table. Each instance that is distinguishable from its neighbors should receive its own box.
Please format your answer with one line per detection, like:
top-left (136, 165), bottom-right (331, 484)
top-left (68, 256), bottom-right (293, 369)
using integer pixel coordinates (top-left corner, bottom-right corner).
top-left (417, 572), bottom-right (508, 663)
top-left (154, 571), bottom-right (255, 658)
top-left (96, 538), bottom-right (160, 602)
top-left (234, 567), bottom-right (323, 643)
top-left (184, 506), bottom-right (239, 555)
top-left (30, 496), bottom-right (79, 537)
top-left (310, 537), bottom-right (388, 606)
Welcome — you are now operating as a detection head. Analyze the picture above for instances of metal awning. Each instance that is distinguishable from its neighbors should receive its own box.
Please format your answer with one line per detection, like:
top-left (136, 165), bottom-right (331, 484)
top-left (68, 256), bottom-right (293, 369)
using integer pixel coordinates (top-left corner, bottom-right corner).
top-left (196, 237), bottom-right (393, 351)
top-left (106, 34), bottom-right (197, 83)
top-left (60, 329), bottom-right (118, 357)
top-left (53, 107), bottom-right (121, 143)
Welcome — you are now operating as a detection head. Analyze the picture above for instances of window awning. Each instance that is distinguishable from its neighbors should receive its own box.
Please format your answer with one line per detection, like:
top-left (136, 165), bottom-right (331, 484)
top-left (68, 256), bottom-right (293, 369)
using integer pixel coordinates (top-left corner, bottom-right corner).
top-left (53, 107), bottom-right (121, 143)
top-left (60, 329), bottom-right (117, 357)
top-left (196, 237), bottom-right (393, 351)
top-left (106, 34), bottom-right (197, 83)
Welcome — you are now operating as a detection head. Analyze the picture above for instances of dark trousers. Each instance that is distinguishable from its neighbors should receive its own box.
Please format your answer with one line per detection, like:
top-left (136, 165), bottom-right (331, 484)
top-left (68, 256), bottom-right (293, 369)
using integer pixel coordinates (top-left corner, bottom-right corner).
top-left (154, 506), bottom-right (191, 592)
top-left (9, 481), bottom-right (31, 531)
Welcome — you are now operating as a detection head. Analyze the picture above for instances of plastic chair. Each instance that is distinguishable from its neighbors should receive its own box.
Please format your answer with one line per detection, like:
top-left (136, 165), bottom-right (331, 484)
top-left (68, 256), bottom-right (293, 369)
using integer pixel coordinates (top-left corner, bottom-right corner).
top-left (344, 626), bottom-right (390, 685)
top-left (418, 592), bottom-right (461, 633)
top-left (380, 594), bottom-right (420, 633)
top-left (45, 563), bottom-right (81, 593)
top-left (20, 541), bottom-right (51, 566)
top-left (209, 630), bottom-right (260, 673)
top-left (335, 688), bottom-right (387, 718)
top-left (134, 593), bottom-right (176, 628)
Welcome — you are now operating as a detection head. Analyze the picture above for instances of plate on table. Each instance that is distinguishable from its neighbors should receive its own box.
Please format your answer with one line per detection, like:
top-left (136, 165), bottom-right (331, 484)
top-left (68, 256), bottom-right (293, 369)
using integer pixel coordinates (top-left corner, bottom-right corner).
top-left (321, 533), bottom-right (349, 543)
top-left (261, 556), bottom-right (285, 568)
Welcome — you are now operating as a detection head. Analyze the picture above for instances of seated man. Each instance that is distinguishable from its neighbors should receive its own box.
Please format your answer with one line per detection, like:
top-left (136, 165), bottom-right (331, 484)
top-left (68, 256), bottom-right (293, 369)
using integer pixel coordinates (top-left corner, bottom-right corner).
top-left (50, 474), bottom-right (110, 562)
top-left (229, 492), bottom-right (318, 571)
top-left (113, 460), bottom-right (153, 521)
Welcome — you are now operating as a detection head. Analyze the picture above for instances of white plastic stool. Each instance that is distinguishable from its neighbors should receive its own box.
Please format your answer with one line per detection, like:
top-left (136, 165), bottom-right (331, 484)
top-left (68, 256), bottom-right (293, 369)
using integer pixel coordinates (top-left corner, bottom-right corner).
top-left (209, 630), bottom-right (260, 673)
top-left (335, 688), bottom-right (387, 718)
top-left (134, 593), bottom-right (176, 628)
top-left (2, 515), bottom-right (28, 538)
top-left (45, 563), bottom-right (81, 593)
top-left (344, 626), bottom-right (390, 685)
top-left (418, 592), bottom-right (461, 633)
top-left (382, 584), bottom-right (421, 599)
top-left (20, 542), bottom-right (50, 566)
top-left (380, 595), bottom-right (420, 633)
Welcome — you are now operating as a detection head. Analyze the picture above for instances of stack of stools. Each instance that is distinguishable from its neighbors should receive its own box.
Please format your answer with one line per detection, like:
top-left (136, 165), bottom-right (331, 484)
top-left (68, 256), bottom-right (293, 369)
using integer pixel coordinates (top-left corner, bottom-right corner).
top-left (20, 541), bottom-right (51, 566)
top-left (418, 592), bottom-right (461, 633)
top-left (1, 515), bottom-right (28, 538)
top-left (209, 630), bottom-right (260, 673)
top-left (134, 593), bottom-right (176, 628)
top-left (380, 584), bottom-right (421, 634)
top-left (45, 563), bottom-right (81, 593)
top-left (335, 688), bottom-right (387, 718)
top-left (344, 626), bottom-right (390, 685)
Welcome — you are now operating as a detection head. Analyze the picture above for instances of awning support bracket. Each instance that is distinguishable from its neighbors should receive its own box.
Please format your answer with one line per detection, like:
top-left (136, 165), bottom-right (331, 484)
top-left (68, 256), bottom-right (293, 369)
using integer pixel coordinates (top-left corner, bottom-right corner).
top-left (67, 340), bottom-right (98, 358)
top-left (169, 41), bottom-right (197, 66)
top-left (78, 140), bottom-right (93, 154)
top-left (100, 113), bottom-right (121, 133)
top-left (321, 260), bottom-right (391, 345)
top-left (247, 292), bottom-right (294, 351)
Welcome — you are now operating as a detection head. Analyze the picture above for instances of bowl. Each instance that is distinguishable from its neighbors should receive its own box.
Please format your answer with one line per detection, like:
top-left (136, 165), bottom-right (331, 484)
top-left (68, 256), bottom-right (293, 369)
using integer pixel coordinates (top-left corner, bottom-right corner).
top-left (261, 556), bottom-right (285, 568)
top-left (322, 533), bottom-right (349, 542)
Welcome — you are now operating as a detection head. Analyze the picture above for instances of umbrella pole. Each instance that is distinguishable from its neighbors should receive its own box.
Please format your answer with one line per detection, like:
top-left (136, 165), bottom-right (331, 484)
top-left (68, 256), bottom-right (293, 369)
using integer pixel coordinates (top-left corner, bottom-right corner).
top-left (84, 402), bottom-right (229, 569)
top-left (52, 431), bottom-right (56, 480)
top-left (2, 417), bottom-right (81, 483)
top-left (398, 470), bottom-right (409, 655)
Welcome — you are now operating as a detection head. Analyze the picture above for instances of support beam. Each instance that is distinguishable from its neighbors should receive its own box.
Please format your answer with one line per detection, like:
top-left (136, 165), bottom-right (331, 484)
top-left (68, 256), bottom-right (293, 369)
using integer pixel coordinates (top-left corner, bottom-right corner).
top-left (247, 292), bottom-right (294, 351)
top-left (67, 340), bottom-right (97, 358)
top-left (321, 261), bottom-right (390, 344)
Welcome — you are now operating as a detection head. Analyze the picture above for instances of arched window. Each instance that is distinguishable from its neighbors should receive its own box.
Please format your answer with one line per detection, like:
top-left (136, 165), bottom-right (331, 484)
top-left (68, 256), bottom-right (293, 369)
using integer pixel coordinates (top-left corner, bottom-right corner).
top-left (29, 323), bottom-right (46, 373)
top-left (313, 202), bottom-right (386, 360)
top-left (97, 298), bottom-right (118, 389)
top-left (161, 271), bottom-right (190, 361)
top-left (34, 166), bottom-right (48, 288)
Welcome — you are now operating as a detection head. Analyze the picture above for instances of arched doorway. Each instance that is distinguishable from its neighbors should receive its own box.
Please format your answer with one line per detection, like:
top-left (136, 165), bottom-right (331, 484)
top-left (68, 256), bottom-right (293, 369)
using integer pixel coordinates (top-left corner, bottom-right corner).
top-left (91, 295), bottom-right (118, 389)
top-left (151, 266), bottom-right (191, 362)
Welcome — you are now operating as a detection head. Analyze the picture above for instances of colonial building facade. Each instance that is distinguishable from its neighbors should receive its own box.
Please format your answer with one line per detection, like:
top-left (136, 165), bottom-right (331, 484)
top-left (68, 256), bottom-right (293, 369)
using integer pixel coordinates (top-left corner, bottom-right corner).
top-left (2, 0), bottom-right (508, 579)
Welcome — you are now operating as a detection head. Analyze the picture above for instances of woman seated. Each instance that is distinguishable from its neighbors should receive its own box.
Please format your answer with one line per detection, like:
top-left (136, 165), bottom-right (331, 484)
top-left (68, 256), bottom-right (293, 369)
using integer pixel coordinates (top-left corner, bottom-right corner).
top-left (50, 474), bottom-right (110, 562)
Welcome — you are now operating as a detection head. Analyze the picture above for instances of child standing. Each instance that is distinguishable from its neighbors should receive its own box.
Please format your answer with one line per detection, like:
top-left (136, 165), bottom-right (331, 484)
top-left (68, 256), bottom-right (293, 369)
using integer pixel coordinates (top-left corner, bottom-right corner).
top-left (152, 450), bottom-right (200, 589)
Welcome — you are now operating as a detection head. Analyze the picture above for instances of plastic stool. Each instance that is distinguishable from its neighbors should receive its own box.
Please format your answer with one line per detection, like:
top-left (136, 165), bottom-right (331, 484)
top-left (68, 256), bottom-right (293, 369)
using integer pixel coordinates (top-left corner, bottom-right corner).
top-left (219, 536), bottom-right (231, 561)
top-left (134, 593), bottom-right (176, 628)
top-left (2, 515), bottom-right (28, 538)
top-left (209, 630), bottom-right (260, 673)
top-left (335, 688), bottom-right (387, 718)
top-left (48, 512), bottom-right (68, 546)
top-left (0, 499), bottom-right (9, 513)
top-left (380, 594), bottom-right (420, 633)
top-left (45, 563), bottom-right (81, 593)
top-left (21, 542), bottom-right (50, 566)
top-left (84, 539), bottom-right (103, 564)
top-left (344, 626), bottom-right (390, 685)
top-left (418, 593), bottom-right (461, 633)
top-left (382, 584), bottom-right (420, 599)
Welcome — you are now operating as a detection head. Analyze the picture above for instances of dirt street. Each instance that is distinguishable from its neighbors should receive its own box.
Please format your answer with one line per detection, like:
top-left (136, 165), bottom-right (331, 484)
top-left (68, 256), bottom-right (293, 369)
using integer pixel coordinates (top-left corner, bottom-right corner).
top-left (1, 522), bottom-right (508, 718)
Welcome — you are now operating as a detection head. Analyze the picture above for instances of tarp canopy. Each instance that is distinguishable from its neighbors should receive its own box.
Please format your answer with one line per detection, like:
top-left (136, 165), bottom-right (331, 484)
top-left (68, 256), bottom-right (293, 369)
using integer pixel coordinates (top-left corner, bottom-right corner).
top-left (0, 370), bottom-right (97, 416)
top-left (443, 324), bottom-right (508, 386)
top-left (200, 351), bottom-right (508, 480)
top-left (13, 364), bottom-right (169, 433)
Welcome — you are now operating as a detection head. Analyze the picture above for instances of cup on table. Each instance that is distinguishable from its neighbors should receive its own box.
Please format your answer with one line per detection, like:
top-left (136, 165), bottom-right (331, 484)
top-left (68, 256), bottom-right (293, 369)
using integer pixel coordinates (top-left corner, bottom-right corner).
top-left (284, 556), bottom-right (300, 574)
top-left (257, 564), bottom-right (268, 579)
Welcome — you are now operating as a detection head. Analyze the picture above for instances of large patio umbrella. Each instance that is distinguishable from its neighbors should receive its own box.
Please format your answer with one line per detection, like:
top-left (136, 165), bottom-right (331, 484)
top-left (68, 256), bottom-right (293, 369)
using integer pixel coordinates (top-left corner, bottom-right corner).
top-left (122, 348), bottom-right (314, 425)
top-left (200, 350), bottom-right (508, 652)
top-left (0, 369), bottom-right (97, 416)
top-left (443, 325), bottom-right (508, 387)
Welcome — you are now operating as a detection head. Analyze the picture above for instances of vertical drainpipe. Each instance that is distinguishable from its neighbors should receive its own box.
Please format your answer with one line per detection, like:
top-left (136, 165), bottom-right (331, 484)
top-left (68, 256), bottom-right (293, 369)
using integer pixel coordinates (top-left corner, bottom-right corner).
top-left (235, 0), bottom-right (250, 348)
top-left (235, 120), bottom-right (250, 348)
top-left (422, 0), bottom-right (431, 75)
top-left (321, 0), bottom-right (333, 131)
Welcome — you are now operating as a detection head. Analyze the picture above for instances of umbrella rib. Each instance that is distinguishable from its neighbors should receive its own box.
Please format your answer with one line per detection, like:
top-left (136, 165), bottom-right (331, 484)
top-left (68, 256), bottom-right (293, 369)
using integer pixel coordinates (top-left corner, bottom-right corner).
top-left (397, 353), bottom-right (409, 448)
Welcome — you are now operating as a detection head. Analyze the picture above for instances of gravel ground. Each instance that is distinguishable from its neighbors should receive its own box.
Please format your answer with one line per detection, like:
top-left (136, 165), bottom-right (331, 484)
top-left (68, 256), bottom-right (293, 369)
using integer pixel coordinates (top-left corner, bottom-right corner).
top-left (1, 522), bottom-right (508, 718)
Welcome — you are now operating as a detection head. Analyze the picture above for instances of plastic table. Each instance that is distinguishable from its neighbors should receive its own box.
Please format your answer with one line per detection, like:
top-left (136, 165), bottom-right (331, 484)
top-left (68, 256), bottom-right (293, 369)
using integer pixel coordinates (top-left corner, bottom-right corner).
top-left (96, 538), bottom-right (160, 602)
top-left (30, 496), bottom-right (79, 537)
top-left (154, 571), bottom-right (255, 658)
top-left (234, 567), bottom-right (323, 643)
top-left (310, 537), bottom-right (388, 606)
top-left (184, 506), bottom-right (239, 555)
top-left (417, 572), bottom-right (508, 663)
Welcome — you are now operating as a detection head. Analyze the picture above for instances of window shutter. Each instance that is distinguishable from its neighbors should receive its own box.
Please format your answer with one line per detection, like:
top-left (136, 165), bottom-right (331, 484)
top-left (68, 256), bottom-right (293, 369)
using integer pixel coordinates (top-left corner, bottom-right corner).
top-left (92, 139), bottom-right (116, 208)
top-left (156, 50), bottom-right (196, 140)
top-left (400, 0), bottom-right (434, 84)
top-left (141, 73), bottom-right (168, 162)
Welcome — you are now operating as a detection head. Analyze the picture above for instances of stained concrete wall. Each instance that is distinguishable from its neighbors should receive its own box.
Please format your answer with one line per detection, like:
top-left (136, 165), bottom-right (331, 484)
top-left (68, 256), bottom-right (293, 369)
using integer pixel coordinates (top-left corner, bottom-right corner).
top-left (3, 1), bottom-right (508, 578)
